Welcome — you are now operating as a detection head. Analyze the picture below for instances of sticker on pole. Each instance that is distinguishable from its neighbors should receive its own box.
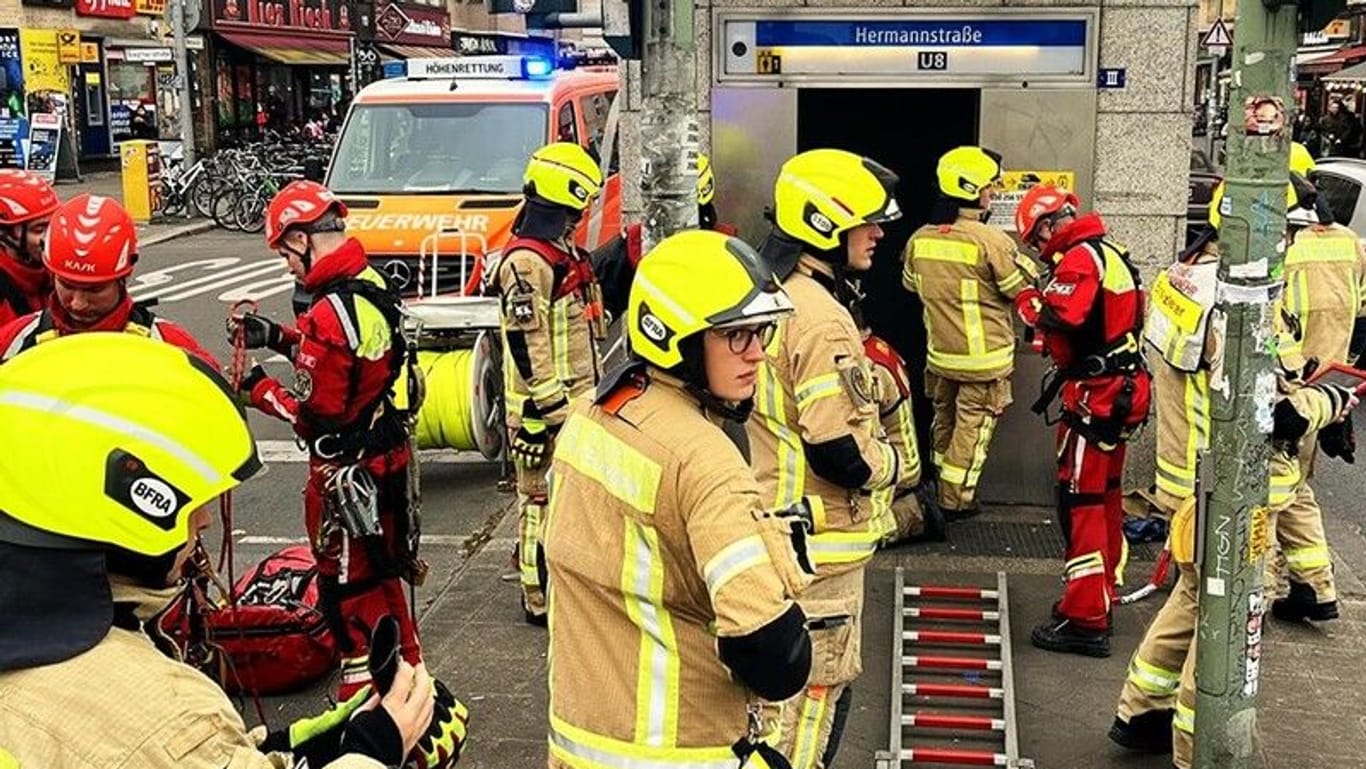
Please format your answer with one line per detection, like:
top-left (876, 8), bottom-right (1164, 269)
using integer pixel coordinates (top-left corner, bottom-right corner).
top-left (988, 171), bottom-right (1076, 232)
top-left (1244, 95), bottom-right (1287, 137)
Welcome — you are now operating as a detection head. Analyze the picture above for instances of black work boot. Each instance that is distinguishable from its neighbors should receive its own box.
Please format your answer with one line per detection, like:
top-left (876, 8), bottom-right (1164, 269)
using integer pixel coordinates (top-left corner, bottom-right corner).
top-left (919, 482), bottom-right (948, 542)
top-left (1109, 710), bottom-right (1174, 754)
top-left (524, 608), bottom-right (548, 628)
top-left (1031, 617), bottom-right (1111, 657)
top-left (1271, 580), bottom-right (1340, 622)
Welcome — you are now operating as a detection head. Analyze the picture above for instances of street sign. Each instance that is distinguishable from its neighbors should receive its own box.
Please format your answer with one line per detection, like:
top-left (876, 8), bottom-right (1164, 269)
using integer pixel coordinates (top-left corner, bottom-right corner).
top-left (1202, 18), bottom-right (1232, 49)
top-left (355, 45), bottom-right (378, 64)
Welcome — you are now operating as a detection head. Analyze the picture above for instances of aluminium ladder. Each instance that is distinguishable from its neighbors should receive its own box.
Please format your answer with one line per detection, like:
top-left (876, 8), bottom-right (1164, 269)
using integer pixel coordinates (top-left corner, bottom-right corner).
top-left (874, 568), bottom-right (1034, 768)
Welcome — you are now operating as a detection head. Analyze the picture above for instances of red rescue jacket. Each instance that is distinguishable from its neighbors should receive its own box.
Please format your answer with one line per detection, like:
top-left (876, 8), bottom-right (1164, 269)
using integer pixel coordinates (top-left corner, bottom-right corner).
top-left (0, 292), bottom-right (217, 367)
top-left (0, 256), bottom-right (50, 328)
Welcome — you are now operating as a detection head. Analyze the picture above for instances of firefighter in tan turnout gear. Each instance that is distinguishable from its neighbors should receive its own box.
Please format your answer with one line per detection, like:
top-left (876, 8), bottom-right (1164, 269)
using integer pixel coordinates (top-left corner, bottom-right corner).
top-left (543, 229), bottom-right (814, 769)
top-left (903, 146), bottom-right (1038, 517)
top-left (493, 142), bottom-right (606, 625)
top-left (748, 148), bottom-right (902, 769)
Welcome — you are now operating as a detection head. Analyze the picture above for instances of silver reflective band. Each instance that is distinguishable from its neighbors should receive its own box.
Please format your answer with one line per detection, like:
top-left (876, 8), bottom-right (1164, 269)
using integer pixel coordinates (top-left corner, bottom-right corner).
top-left (548, 728), bottom-right (739, 769)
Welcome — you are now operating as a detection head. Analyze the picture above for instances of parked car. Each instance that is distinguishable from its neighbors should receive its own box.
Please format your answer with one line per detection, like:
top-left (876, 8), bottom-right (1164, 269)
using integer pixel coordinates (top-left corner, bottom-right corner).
top-left (1310, 157), bottom-right (1366, 236)
top-left (1186, 148), bottom-right (1222, 245)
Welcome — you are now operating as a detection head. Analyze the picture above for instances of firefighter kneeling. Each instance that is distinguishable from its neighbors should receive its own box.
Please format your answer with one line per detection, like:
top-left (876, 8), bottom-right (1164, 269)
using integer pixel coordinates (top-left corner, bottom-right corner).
top-left (1014, 185), bottom-right (1151, 658)
top-left (544, 230), bottom-right (813, 769)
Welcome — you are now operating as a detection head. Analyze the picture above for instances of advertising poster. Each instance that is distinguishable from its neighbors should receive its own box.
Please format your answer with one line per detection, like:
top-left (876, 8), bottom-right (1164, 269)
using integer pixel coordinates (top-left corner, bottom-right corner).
top-left (25, 112), bottom-right (61, 181)
top-left (989, 171), bottom-right (1077, 232)
top-left (20, 29), bottom-right (71, 120)
top-left (0, 29), bottom-right (25, 168)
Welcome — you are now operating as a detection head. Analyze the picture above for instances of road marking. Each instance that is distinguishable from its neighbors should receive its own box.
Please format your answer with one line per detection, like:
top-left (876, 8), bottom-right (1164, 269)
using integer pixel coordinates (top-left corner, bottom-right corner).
top-left (133, 259), bottom-right (275, 300)
top-left (130, 258), bottom-right (295, 305)
top-left (236, 533), bottom-right (469, 546)
top-left (256, 439), bottom-right (494, 465)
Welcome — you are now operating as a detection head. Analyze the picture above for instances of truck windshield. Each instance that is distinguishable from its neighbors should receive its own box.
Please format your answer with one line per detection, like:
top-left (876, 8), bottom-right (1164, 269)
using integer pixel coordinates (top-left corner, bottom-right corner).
top-left (328, 102), bottom-right (549, 195)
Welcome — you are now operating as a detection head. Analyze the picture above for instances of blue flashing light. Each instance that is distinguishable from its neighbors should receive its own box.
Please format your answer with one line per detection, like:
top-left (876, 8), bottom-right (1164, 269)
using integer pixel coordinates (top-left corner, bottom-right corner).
top-left (522, 56), bottom-right (554, 79)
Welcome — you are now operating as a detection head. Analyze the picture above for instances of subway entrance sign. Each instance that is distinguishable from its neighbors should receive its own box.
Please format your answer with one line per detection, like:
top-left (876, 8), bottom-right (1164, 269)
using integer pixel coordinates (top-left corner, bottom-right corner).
top-left (719, 11), bottom-right (1096, 85)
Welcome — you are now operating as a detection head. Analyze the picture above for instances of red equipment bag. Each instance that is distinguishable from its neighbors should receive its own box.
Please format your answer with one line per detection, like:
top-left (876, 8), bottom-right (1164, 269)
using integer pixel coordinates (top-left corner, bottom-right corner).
top-left (155, 545), bottom-right (338, 696)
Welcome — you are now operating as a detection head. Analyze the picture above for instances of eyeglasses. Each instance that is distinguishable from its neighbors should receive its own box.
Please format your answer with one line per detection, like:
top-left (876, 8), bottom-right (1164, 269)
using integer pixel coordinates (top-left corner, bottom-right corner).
top-left (714, 322), bottom-right (777, 354)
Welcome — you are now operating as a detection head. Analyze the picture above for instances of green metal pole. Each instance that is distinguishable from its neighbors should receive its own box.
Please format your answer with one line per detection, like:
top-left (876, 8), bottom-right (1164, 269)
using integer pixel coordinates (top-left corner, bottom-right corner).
top-left (1193, 2), bottom-right (1297, 767)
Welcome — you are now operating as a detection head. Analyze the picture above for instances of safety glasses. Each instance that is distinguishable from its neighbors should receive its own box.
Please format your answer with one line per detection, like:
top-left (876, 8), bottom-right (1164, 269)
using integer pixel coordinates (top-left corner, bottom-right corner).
top-left (715, 322), bottom-right (777, 354)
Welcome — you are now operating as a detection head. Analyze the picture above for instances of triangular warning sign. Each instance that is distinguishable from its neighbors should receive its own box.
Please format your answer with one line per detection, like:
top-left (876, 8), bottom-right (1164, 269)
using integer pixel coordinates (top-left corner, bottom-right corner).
top-left (1202, 19), bottom-right (1232, 48)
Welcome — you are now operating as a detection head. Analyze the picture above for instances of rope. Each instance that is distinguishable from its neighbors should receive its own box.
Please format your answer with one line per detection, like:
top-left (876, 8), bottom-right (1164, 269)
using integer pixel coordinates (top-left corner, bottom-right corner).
top-left (410, 350), bottom-right (480, 452)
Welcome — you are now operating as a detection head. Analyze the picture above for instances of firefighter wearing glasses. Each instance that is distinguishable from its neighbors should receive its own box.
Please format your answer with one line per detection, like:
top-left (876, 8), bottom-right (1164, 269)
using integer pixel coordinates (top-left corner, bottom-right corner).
top-left (0, 169), bottom-right (59, 327)
top-left (545, 229), bottom-right (814, 769)
top-left (903, 146), bottom-right (1037, 518)
top-left (494, 141), bottom-right (607, 625)
top-left (0, 334), bottom-right (446, 769)
top-left (234, 180), bottom-right (430, 708)
top-left (1013, 186), bottom-right (1150, 658)
top-left (748, 148), bottom-right (902, 769)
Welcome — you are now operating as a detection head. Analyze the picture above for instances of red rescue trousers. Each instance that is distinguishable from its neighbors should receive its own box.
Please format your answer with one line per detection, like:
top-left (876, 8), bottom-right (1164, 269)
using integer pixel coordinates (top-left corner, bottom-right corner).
top-left (305, 448), bottom-right (422, 700)
top-left (1054, 422), bottom-right (1127, 631)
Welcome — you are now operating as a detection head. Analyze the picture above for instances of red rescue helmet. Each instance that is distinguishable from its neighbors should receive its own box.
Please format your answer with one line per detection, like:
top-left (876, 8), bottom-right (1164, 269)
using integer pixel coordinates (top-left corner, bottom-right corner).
top-left (1015, 185), bottom-right (1081, 243)
top-left (0, 169), bottom-right (60, 226)
top-left (44, 194), bottom-right (138, 283)
top-left (265, 180), bottom-right (348, 249)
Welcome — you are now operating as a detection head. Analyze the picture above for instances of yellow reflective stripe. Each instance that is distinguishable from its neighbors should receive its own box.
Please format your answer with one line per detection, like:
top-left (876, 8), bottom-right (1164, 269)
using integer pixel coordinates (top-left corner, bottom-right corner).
top-left (1269, 470), bottom-right (1299, 509)
top-left (622, 519), bottom-right (680, 747)
top-left (790, 687), bottom-right (830, 769)
top-left (1286, 236), bottom-right (1359, 265)
top-left (1190, 371), bottom-right (1211, 452)
top-left (965, 415), bottom-right (995, 489)
top-left (1099, 243), bottom-right (1136, 293)
top-left (912, 238), bottom-right (979, 265)
top-left (996, 269), bottom-right (1026, 294)
top-left (939, 461), bottom-right (968, 485)
top-left (548, 715), bottom-right (737, 769)
top-left (557, 416), bottom-right (662, 513)
top-left (1065, 551), bottom-right (1106, 581)
top-left (809, 529), bottom-right (882, 564)
top-left (553, 299), bottom-right (572, 381)
top-left (961, 279), bottom-right (985, 356)
top-left (520, 500), bottom-right (544, 587)
top-left (531, 377), bottom-right (566, 401)
top-left (869, 486), bottom-right (897, 542)
top-left (932, 450), bottom-right (945, 469)
top-left (757, 357), bottom-right (804, 508)
top-left (895, 404), bottom-right (921, 480)
top-left (1285, 268), bottom-right (1310, 320)
top-left (1285, 545), bottom-right (1332, 570)
top-left (1156, 457), bottom-right (1197, 498)
top-left (1127, 656), bottom-right (1181, 696)
top-left (927, 344), bottom-right (1014, 373)
top-left (702, 535), bottom-right (771, 599)
top-left (1174, 701), bottom-right (1195, 735)
top-left (795, 373), bottom-right (842, 410)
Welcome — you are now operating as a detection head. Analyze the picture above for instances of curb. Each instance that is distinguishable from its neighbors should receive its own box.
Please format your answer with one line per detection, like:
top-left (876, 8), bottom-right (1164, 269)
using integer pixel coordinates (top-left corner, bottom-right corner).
top-left (141, 219), bottom-right (217, 247)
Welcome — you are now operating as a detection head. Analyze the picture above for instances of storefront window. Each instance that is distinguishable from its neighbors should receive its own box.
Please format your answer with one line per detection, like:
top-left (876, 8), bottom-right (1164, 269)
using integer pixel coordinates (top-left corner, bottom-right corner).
top-left (108, 61), bottom-right (157, 142)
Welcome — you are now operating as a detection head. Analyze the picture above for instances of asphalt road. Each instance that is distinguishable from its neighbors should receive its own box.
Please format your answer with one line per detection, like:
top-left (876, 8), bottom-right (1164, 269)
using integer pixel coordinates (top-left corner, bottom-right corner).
top-left (134, 229), bottom-right (517, 725)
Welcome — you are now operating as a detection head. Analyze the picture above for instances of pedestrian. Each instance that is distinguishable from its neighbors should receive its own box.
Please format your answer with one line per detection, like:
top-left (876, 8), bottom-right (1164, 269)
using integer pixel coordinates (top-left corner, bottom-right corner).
top-left (1321, 97), bottom-right (1362, 157)
top-left (903, 146), bottom-right (1038, 519)
top-left (491, 142), bottom-right (606, 626)
top-left (0, 169), bottom-right (59, 327)
top-left (231, 182), bottom-right (464, 766)
top-left (0, 332), bottom-right (450, 769)
top-left (1013, 185), bottom-right (1150, 658)
top-left (0, 194), bottom-right (214, 365)
top-left (544, 229), bottom-right (813, 769)
top-left (748, 148), bottom-right (902, 769)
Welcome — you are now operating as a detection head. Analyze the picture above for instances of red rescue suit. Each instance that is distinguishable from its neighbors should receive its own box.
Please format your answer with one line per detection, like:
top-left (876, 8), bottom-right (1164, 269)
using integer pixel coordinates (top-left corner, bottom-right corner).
top-left (1024, 213), bottom-right (1151, 631)
top-left (0, 292), bottom-right (216, 366)
top-left (0, 256), bottom-right (48, 328)
top-left (245, 238), bottom-right (420, 699)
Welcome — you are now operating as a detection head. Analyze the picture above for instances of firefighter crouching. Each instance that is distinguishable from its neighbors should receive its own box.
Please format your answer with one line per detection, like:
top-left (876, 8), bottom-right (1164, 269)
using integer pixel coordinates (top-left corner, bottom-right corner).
top-left (0, 169), bottom-right (59, 327)
top-left (0, 334), bottom-right (445, 769)
top-left (493, 141), bottom-right (607, 625)
top-left (233, 182), bottom-right (445, 724)
top-left (0, 194), bottom-right (216, 365)
top-left (749, 148), bottom-right (902, 769)
top-left (904, 146), bottom-right (1038, 518)
top-left (544, 230), bottom-right (813, 769)
top-left (1013, 185), bottom-right (1151, 658)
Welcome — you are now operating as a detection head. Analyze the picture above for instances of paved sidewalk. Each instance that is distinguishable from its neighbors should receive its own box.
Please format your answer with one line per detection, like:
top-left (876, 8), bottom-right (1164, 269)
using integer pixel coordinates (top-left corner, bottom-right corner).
top-left (53, 170), bottom-right (213, 247)
top-left (415, 503), bottom-right (1366, 769)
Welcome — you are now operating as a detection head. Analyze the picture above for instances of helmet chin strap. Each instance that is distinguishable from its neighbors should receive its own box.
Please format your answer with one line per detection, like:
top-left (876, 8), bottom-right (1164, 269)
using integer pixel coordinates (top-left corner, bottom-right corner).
top-left (281, 235), bottom-right (314, 274)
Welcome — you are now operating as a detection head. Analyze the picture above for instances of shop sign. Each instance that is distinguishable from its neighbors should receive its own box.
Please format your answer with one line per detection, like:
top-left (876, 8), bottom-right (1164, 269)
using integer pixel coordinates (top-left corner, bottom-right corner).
top-left (719, 12), bottom-right (1095, 84)
top-left (126, 47), bottom-right (174, 62)
top-left (76, 0), bottom-right (137, 19)
top-left (80, 42), bottom-right (101, 63)
top-left (57, 31), bottom-right (81, 64)
top-left (21, 0), bottom-right (74, 9)
top-left (375, 1), bottom-right (450, 47)
top-left (988, 171), bottom-right (1077, 232)
top-left (136, 0), bottom-right (167, 15)
top-left (213, 0), bottom-right (352, 34)
top-left (0, 29), bottom-right (26, 169)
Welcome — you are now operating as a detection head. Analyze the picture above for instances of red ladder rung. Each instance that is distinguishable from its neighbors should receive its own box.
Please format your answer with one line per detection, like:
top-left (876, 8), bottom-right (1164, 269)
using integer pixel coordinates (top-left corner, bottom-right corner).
top-left (904, 630), bottom-right (1002, 646)
top-left (903, 713), bottom-right (1006, 731)
top-left (903, 682), bottom-right (1003, 699)
top-left (903, 654), bottom-right (1002, 672)
top-left (905, 606), bottom-right (1001, 622)
top-left (903, 747), bottom-right (1008, 765)
top-left (904, 585), bottom-right (1000, 601)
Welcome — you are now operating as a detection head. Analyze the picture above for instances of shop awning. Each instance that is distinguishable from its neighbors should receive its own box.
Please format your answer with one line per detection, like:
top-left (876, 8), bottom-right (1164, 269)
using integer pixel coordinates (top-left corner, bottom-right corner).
top-left (1297, 49), bottom-right (1339, 67)
top-left (217, 30), bottom-right (350, 66)
top-left (1325, 60), bottom-right (1366, 82)
top-left (377, 44), bottom-right (455, 60)
top-left (1299, 44), bottom-right (1366, 73)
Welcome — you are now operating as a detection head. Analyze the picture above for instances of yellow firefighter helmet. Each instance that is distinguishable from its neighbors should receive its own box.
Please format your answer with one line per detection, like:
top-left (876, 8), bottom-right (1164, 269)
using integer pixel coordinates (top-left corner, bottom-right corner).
top-left (523, 141), bottom-right (605, 212)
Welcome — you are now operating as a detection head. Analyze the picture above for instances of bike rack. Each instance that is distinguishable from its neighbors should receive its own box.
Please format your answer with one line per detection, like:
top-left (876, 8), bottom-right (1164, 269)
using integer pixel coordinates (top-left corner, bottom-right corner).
top-left (875, 568), bottom-right (1033, 769)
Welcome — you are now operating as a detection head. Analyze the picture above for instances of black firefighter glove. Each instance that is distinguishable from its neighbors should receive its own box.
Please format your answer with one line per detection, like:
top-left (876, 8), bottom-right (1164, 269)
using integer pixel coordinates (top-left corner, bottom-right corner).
top-left (510, 419), bottom-right (556, 470)
top-left (409, 679), bottom-right (471, 768)
top-left (258, 685), bottom-right (375, 766)
top-left (1320, 416), bottom-right (1356, 464)
top-left (237, 364), bottom-right (268, 397)
top-left (227, 312), bottom-right (290, 355)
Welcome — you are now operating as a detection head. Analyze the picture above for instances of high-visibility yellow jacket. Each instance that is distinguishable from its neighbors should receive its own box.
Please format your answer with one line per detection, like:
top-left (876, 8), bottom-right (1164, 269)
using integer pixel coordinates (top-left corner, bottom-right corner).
top-left (748, 257), bottom-right (898, 578)
top-left (902, 209), bottom-right (1037, 382)
top-left (494, 240), bottom-right (604, 429)
top-left (544, 372), bottom-right (811, 769)
top-left (1282, 223), bottom-right (1366, 368)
